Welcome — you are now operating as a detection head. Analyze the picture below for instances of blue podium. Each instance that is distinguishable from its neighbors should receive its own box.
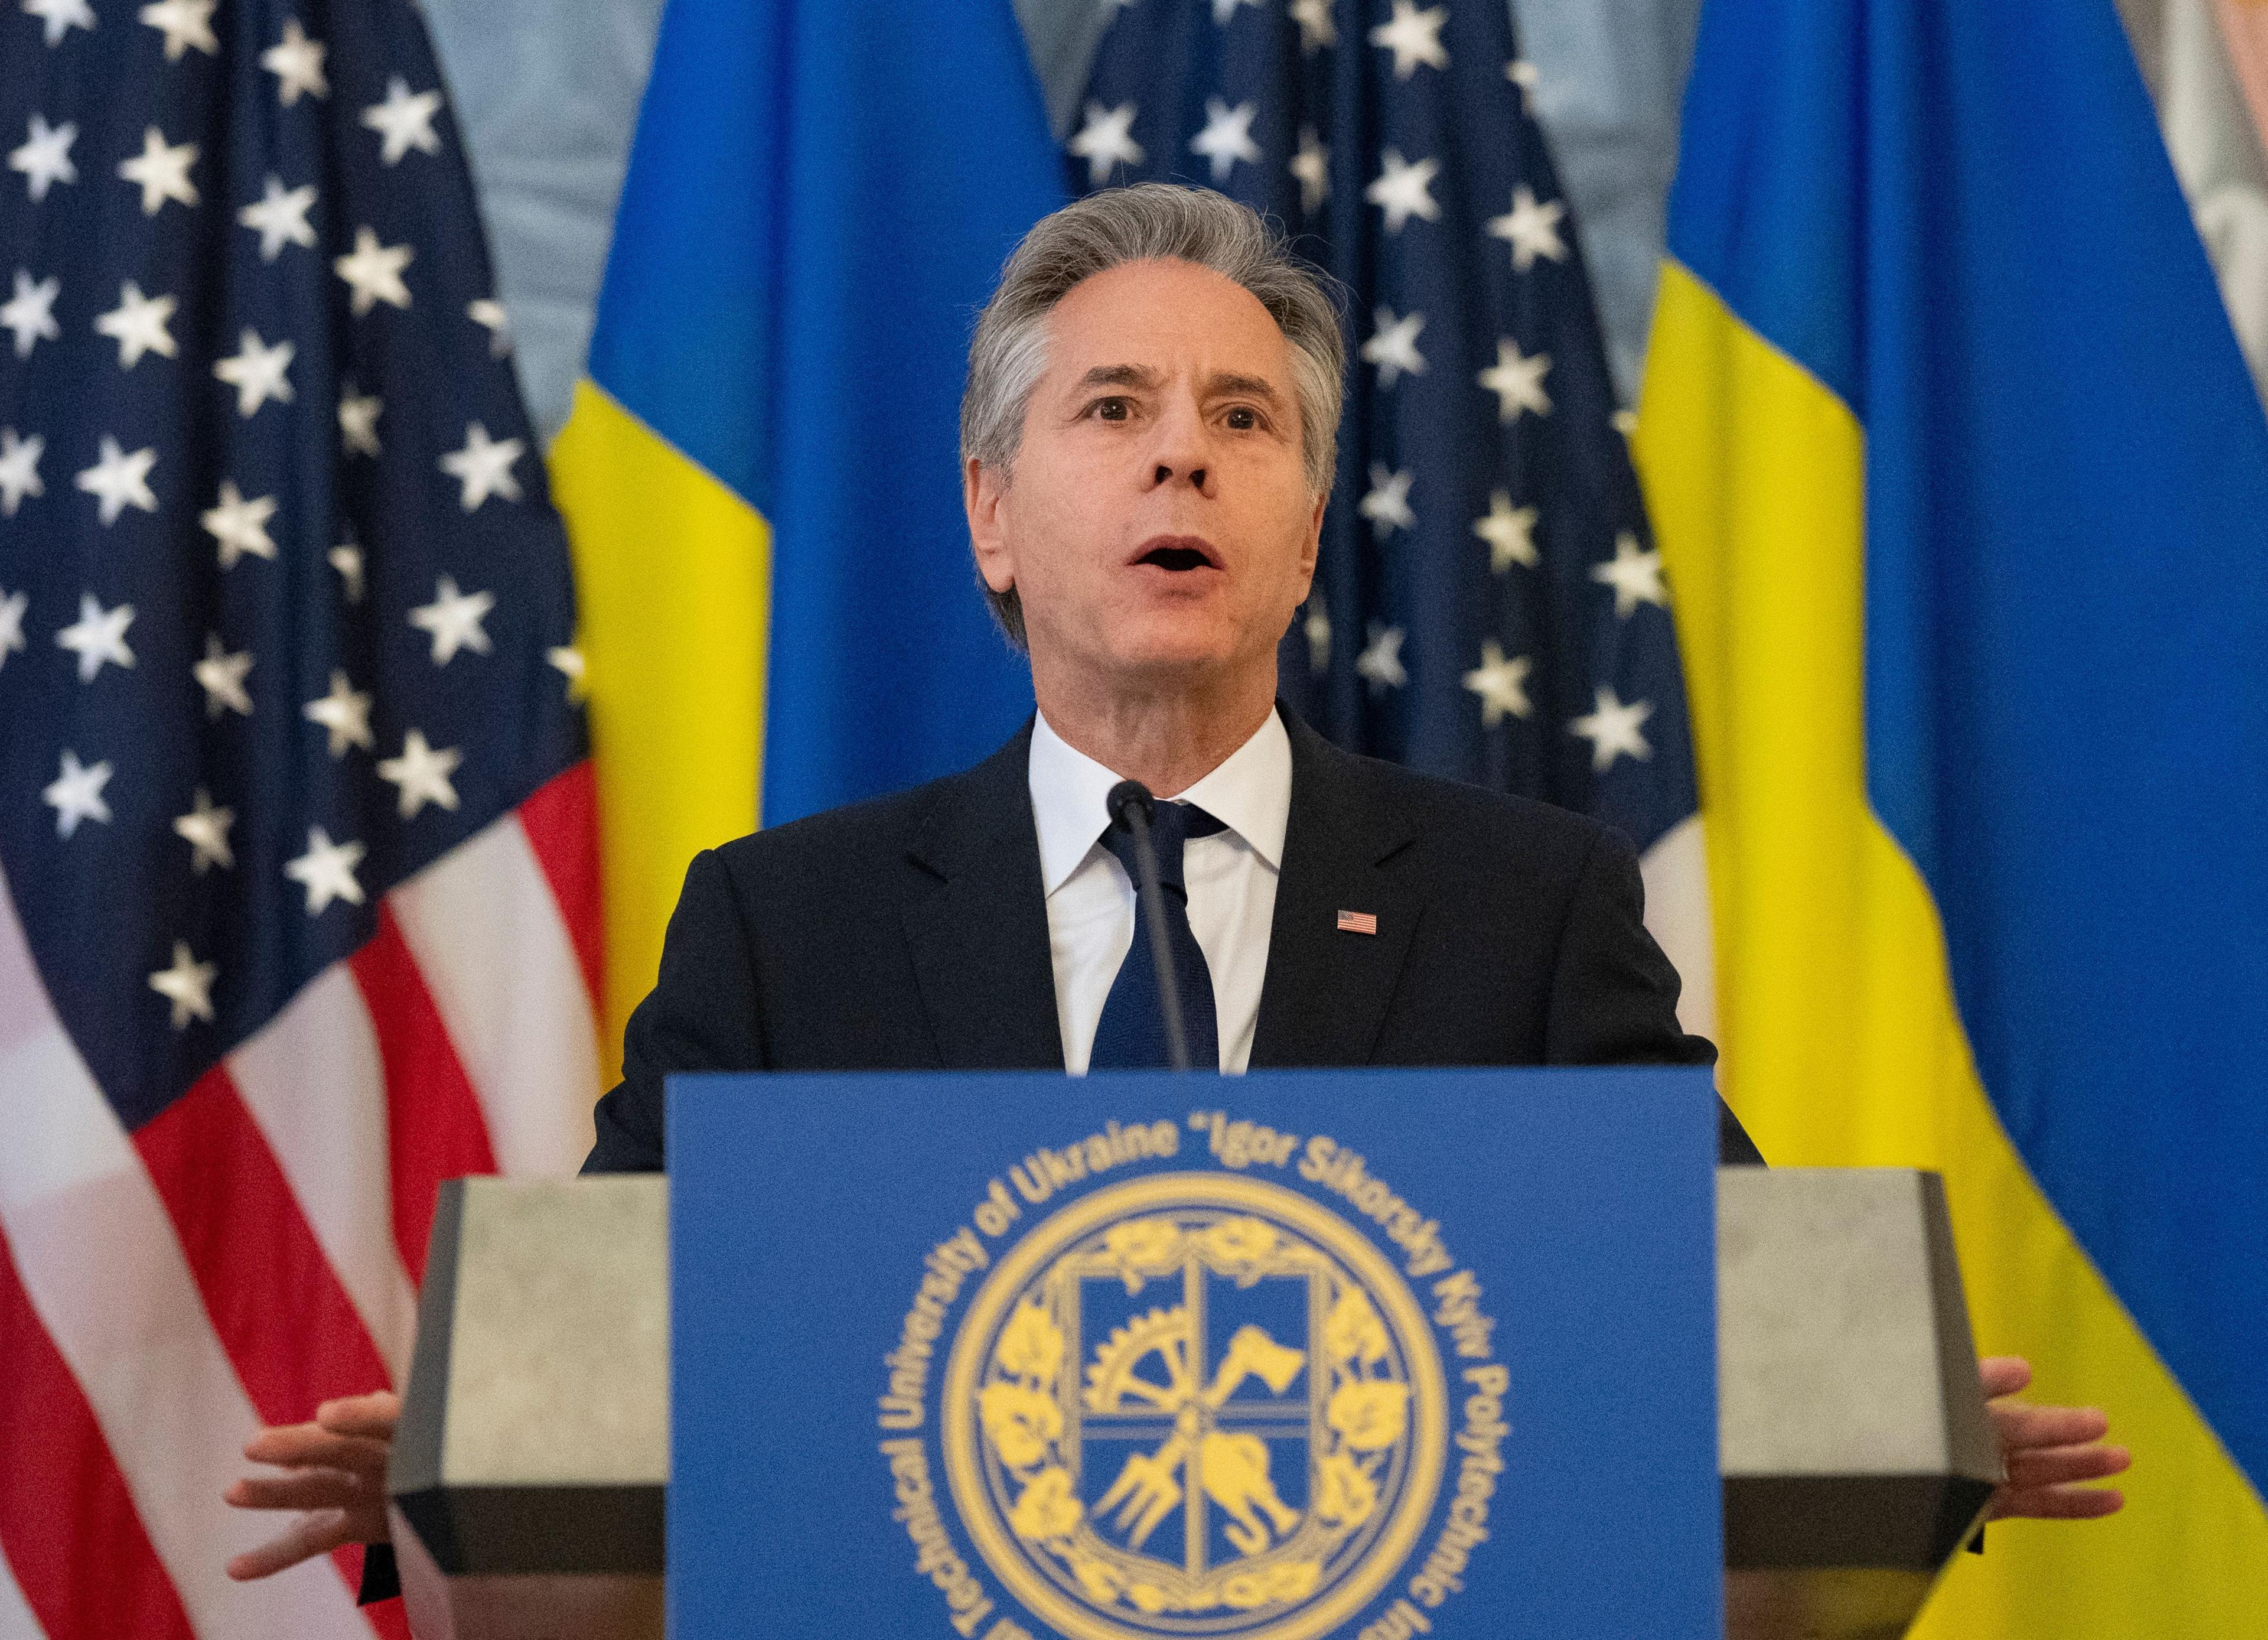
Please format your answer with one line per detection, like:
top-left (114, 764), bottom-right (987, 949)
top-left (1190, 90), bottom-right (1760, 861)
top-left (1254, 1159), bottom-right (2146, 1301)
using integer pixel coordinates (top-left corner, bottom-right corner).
top-left (669, 1067), bottom-right (1722, 1640)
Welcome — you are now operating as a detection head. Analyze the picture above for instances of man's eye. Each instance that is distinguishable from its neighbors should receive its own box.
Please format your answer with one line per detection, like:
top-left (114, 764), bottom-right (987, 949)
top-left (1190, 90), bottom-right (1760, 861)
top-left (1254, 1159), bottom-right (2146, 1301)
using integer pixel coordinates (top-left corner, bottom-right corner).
top-left (1225, 406), bottom-right (1259, 430)
top-left (1093, 398), bottom-right (1130, 421)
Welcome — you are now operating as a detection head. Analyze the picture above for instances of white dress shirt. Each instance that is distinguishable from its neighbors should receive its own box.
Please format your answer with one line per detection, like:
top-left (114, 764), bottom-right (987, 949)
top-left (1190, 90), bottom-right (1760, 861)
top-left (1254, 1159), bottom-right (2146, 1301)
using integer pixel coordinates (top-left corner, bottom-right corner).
top-left (1028, 708), bottom-right (1292, 1074)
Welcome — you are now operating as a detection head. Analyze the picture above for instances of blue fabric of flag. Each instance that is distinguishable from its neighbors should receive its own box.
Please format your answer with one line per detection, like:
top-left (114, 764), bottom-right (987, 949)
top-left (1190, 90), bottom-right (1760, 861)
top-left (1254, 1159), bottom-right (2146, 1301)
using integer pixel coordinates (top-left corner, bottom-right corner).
top-left (1672, 0), bottom-right (2268, 1490)
top-left (589, 0), bottom-right (1068, 825)
top-left (1077, 0), bottom-right (1697, 853)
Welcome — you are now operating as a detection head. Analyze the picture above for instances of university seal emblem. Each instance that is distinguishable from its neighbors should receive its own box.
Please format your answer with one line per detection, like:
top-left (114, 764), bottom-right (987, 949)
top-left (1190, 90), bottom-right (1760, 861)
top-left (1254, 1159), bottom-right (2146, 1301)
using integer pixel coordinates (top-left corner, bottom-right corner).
top-left (942, 1173), bottom-right (1449, 1640)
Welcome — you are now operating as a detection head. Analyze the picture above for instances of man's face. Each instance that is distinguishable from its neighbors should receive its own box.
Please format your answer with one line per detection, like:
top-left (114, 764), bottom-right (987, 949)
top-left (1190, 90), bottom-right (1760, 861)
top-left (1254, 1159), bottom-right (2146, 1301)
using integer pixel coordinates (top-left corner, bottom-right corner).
top-left (967, 258), bottom-right (1325, 697)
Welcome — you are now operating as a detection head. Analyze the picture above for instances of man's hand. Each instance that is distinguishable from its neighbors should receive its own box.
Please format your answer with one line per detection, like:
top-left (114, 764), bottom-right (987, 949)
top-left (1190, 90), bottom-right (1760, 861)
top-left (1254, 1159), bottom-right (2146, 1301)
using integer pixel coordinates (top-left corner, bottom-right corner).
top-left (221, 1390), bottom-right (399, 1580)
top-left (1982, 1356), bottom-right (2129, 1521)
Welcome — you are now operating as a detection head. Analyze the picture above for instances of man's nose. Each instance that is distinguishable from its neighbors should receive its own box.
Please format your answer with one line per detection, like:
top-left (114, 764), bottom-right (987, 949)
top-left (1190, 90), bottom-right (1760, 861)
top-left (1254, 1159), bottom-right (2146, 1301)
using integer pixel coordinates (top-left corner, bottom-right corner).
top-left (1146, 398), bottom-right (1212, 494)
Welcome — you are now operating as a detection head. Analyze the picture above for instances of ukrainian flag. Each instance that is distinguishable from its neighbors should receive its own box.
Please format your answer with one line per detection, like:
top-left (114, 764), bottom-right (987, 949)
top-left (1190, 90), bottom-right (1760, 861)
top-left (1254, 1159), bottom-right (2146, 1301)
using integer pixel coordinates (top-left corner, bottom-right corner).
top-left (548, 0), bottom-right (1067, 1063)
top-left (1637, 0), bottom-right (2268, 1628)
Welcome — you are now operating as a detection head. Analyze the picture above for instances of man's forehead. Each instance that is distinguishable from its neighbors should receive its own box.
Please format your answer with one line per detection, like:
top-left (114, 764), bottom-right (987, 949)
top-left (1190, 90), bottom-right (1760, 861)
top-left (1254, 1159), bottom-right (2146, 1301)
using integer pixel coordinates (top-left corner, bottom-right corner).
top-left (1045, 259), bottom-right (1291, 382)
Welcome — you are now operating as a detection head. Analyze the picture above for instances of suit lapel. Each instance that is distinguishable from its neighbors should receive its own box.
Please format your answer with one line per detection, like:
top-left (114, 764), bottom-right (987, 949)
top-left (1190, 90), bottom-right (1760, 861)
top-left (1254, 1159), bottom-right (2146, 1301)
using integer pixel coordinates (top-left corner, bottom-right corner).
top-left (902, 723), bottom-right (1066, 1071)
top-left (1250, 709), bottom-right (1422, 1068)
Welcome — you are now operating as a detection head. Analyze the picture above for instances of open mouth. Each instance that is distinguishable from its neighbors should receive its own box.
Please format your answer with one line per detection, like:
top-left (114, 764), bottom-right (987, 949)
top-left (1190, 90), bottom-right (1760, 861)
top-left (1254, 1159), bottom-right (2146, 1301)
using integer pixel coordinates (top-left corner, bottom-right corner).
top-left (1132, 535), bottom-right (1222, 573)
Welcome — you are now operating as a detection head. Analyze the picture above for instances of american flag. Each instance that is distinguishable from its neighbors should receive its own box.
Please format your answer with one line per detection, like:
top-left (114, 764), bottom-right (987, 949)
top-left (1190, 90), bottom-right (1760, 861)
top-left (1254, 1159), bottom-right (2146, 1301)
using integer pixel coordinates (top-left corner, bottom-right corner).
top-left (0, 0), bottom-right (599, 1632)
top-left (1074, 0), bottom-right (1706, 883)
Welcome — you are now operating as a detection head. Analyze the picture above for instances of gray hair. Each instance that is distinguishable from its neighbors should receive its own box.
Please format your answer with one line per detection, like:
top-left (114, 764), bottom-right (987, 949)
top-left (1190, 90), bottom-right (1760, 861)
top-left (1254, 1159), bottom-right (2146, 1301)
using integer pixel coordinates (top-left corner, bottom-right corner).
top-left (961, 184), bottom-right (1345, 647)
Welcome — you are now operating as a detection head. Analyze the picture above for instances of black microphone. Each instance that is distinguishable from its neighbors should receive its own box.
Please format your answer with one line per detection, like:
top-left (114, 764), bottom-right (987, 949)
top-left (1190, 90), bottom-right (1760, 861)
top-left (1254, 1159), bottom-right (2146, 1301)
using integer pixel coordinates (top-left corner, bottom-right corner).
top-left (1106, 779), bottom-right (1192, 1073)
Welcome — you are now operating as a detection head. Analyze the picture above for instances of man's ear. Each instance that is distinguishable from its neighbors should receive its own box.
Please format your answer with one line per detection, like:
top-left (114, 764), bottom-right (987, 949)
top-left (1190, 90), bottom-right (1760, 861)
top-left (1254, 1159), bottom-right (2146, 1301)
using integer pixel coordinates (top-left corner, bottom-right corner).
top-left (966, 457), bottom-right (1016, 595)
top-left (1293, 489), bottom-right (1325, 592)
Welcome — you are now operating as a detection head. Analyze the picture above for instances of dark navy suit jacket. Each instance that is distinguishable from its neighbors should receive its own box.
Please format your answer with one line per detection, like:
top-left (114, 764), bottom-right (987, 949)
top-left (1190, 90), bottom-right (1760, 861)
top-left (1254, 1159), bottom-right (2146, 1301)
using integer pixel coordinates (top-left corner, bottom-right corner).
top-left (582, 706), bottom-right (1762, 1172)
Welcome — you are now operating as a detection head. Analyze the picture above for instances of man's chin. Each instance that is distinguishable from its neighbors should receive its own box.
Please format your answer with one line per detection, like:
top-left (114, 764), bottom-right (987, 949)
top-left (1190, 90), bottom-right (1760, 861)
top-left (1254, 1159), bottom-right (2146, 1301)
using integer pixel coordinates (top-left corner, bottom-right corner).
top-left (1099, 620), bottom-right (1256, 679)
top-left (1026, 607), bottom-right (1280, 695)
top-left (1079, 626), bottom-right (1261, 685)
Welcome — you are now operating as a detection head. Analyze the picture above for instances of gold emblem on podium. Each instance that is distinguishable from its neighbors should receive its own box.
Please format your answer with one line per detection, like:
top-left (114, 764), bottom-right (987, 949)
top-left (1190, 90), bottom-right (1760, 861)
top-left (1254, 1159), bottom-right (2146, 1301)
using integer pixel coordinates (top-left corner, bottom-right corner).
top-left (943, 1174), bottom-right (1448, 1640)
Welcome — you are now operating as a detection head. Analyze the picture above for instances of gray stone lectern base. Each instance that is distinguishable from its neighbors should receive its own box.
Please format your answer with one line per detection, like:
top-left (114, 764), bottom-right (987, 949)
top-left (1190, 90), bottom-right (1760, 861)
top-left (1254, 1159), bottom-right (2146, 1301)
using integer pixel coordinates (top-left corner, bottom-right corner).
top-left (389, 1167), bottom-right (1999, 1640)
top-left (1718, 1169), bottom-right (2003, 1639)
top-left (388, 1176), bottom-right (668, 1639)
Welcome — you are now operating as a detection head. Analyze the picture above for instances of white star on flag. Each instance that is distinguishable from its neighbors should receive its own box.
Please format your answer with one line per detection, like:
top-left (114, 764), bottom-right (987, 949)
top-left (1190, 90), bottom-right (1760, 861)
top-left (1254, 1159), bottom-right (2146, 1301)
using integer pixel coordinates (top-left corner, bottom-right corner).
top-left (1210, 0), bottom-right (1262, 23)
top-left (1366, 148), bottom-right (1439, 233)
top-left (1474, 490), bottom-right (1540, 572)
top-left (138, 0), bottom-right (216, 60)
top-left (237, 175), bottom-right (318, 261)
top-left (213, 328), bottom-right (295, 416)
top-left (1463, 640), bottom-right (1534, 725)
top-left (1361, 307), bottom-right (1426, 388)
top-left (172, 788), bottom-right (234, 873)
top-left (74, 436), bottom-right (159, 525)
top-left (0, 428), bottom-right (43, 515)
top-left (1070, 102), bottom-right (1144, 188)
top-left (377, 729), bottom-right (463, 819)
top-left (201, 480), bottom-right (278, 568)
top-left (148, 942), bottom-right (218, 1029)
top-left (329, 542), bottom-right (366, 601)
top-left (547, 643), bottom-right (587, 699)
top-left (1302, 598), bottom-right (1331, 672)
top-left (1592, 532), bottom-right (1668, 618)
top-left (9, 114), bottom-right (77, 201)
top-left (1359, 464), bottom-right (1416, 539)
top-left (361, 76), bottom-right (444, 165)
top-left (1486, 186), bottom-right (1568, 273)
top-left (56, 591), bottom-right (135, 681)
top-left (2, 270), bottom-right (60, 357)
top-left (1506, 57), bottom-right (1542, 115)
top-left (24, 0), bottom-right (94, 48)
top-left (1291, 126), bottom-right (1329, 212)
top-left (117, 126), bottom-right (200, 215)
top-left (1570, 685), bottom-right (1655, 771)
top-left (94, 281), bottom-right (179, 368)
top-left (1190, 97), bottom-right (1261, 184)
top-left (1369, 1), bottom-right (1450, 78)
top-left (43, 749), bottom-right (112, 838)
top-left (0, 587), bottom-right (25, 665)
top-left (261, 18), bottom-right (330, 105)
top-left (302, 669), bottom-right (374, 756)
top-left (439, 422), bottom-right (523, 510)
top-left (193, 633), bottom-right (253, 717)
top-left (284, 827), bottom-right (366, 916)
top-left (467, 298), bottom-right (511, 357)
top-left (1291, 0), bottom-right (1336, 52)
top-left (338, 387), bottom-right (383, 457)
top-left (1357, 623), bottom-right (1409, 692)
top-left (1478, 337), bottom-right (1552, 422)
top-left (334, 226), bottom-right (413, 315)
top-left (409, 576), bottom-right (495, 664)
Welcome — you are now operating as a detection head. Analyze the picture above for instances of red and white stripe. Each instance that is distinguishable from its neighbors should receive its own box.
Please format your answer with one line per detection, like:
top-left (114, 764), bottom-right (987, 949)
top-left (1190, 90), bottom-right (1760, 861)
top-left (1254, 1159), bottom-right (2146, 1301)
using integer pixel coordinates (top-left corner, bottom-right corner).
top-left (0, 764), bottom-right (601, 1639)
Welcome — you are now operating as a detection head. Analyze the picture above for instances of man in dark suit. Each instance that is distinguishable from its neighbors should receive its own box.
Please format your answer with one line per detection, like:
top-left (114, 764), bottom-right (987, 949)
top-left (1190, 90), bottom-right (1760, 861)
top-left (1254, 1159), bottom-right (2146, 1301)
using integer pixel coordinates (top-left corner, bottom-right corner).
top-left (226, 183), bottom-right (2124, 1597)
top-left (584, 702), bottom-right (1760, 1172)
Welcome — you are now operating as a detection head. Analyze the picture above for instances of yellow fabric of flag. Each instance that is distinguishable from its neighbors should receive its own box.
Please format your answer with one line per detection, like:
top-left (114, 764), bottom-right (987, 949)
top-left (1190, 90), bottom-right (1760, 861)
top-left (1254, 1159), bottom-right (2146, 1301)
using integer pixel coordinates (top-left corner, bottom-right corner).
top-left (549, 382), bottom-right (768, 1076)
top-left (1639, 257), bottom-right (2268, 1634)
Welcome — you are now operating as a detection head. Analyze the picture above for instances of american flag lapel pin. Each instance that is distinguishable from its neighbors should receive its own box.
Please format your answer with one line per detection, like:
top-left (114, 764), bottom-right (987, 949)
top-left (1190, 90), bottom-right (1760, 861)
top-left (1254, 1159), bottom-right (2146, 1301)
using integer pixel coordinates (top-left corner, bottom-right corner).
top-left (1337, 909), bottom-right (1379, 936)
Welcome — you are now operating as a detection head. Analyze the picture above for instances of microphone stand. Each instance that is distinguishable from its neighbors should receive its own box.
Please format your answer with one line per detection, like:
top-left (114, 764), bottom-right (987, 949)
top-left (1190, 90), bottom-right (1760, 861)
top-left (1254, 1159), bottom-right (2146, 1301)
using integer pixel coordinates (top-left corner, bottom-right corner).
top-left (1107, 780), bottom-right (1192, 1073)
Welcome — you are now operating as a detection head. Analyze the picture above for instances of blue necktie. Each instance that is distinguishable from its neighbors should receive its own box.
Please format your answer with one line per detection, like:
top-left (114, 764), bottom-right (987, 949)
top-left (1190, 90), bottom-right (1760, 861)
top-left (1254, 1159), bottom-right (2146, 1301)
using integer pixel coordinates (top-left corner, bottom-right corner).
top-left (1089, 802), bottom-right (1227, 1071)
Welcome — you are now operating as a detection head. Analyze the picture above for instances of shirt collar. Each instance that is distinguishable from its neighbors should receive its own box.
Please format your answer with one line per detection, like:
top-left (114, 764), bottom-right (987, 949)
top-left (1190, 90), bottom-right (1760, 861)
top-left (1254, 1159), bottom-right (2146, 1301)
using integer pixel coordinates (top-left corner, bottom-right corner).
top-left (1028, 706), bottom-right (1292, 896)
